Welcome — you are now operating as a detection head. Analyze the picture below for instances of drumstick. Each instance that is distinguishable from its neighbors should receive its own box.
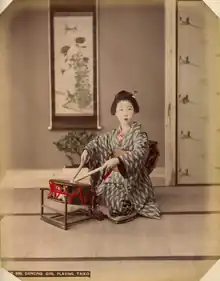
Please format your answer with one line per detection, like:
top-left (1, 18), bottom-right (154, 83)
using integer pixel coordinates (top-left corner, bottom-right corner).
top-left (72, 163), bottom-right (84, 182)
top-left (74, 165), bottom-right (105, 182)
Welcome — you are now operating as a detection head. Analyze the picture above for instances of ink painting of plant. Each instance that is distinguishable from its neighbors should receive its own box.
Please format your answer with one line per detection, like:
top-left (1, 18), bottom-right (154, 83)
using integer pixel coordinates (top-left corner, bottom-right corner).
top-left (53, 12), bottom-right (94, 116)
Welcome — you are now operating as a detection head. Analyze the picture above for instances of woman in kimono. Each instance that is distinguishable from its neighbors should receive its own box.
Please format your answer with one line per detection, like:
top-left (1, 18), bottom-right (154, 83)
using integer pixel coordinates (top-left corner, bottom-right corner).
top-left (81, 90), bottom-right (160, 222)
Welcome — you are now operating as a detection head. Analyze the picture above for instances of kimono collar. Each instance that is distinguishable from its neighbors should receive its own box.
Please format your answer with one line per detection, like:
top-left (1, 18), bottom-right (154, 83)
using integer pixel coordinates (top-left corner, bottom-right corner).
top-left (118, 121), bottom-right (141, 135)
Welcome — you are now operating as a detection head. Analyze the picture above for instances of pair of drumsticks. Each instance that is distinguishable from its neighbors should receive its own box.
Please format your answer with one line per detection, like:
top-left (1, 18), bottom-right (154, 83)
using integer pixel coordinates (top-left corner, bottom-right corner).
top-left (71, 162), bottom-right (110, 183)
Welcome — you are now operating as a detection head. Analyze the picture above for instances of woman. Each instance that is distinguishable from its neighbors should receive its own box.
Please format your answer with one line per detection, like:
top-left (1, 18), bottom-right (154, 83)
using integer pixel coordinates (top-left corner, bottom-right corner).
top-left (81, 90), bottom-right (160, 222)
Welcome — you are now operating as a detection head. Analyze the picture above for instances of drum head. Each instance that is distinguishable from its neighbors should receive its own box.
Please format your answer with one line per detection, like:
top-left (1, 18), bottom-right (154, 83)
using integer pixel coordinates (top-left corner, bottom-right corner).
top-left (49, 179), bottom-right (91, 188)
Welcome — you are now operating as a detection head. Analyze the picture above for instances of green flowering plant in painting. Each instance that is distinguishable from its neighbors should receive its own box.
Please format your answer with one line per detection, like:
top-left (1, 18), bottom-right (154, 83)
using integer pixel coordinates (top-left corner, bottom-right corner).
top-left (60, 35), bottom-right (93, 110)
top-left (53, 131), bottom-right (97, 167)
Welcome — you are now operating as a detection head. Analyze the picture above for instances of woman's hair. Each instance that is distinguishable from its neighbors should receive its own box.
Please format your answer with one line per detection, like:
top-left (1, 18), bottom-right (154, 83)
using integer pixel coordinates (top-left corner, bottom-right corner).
top-left (110, 90), bottom-right (140, 115)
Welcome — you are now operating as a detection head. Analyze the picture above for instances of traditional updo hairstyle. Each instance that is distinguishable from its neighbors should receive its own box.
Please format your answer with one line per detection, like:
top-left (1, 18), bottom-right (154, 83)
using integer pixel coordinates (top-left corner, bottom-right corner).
top-left (110, 90), bottom-right (140, 115)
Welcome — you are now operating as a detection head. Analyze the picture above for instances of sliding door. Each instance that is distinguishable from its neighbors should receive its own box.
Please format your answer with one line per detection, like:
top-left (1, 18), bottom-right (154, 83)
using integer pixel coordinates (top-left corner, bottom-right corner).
top-left (177, 0), bottom-right (220, 184)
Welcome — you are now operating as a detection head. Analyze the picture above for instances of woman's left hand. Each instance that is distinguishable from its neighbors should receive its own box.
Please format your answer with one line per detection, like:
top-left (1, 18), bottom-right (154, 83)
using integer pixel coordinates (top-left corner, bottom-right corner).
top-left (103, 158), bottom-right (120, 170)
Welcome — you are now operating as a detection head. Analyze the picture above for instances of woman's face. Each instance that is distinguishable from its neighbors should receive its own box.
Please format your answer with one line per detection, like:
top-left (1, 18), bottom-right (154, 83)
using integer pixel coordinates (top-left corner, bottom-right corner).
top-left (115, 100), bottom-right (135, 125)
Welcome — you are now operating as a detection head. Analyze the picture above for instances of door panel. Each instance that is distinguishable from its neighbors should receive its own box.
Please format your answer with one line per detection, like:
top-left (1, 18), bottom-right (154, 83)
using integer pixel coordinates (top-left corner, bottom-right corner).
top-left (177, 1), bottom-right (220, 184)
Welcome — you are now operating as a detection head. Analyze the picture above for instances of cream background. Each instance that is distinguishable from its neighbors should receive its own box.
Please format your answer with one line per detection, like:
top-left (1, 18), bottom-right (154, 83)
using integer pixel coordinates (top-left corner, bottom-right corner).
top-left (0, 0), bottom-right (13, 14)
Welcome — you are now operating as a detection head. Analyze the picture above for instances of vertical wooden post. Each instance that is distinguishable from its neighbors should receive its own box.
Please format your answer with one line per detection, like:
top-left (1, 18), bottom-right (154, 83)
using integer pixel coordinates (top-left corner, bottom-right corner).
top-left (165, 0), bottom-right (177, 186)
top-left (40, 188), bottom-right (44, 218)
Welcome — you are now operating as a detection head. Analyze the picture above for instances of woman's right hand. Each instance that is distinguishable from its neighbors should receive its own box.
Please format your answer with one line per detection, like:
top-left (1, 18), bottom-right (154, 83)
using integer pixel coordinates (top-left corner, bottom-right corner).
top-left (81, 150), bottom-right (89, 165)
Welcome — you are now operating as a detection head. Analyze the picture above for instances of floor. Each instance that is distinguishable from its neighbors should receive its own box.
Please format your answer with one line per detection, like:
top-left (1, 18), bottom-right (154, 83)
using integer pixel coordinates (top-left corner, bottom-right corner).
top-left (0, 185), bottom-right (220, 281)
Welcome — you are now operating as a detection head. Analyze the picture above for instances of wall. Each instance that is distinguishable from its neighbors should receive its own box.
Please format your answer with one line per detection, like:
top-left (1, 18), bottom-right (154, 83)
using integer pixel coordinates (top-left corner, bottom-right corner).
top-left (0, 0), bottom-right (165, 170)
top-left (177, 0), bottom-right (220, 184)
top-left (0, 3), bottom-right (17, 181)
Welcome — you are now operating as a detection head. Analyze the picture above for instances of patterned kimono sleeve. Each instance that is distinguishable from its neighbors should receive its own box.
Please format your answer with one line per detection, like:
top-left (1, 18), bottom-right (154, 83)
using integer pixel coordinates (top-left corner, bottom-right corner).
top-left (117, 132), bottom-right (149, 178)
top-left (84, 132), bottom-right (112, 163)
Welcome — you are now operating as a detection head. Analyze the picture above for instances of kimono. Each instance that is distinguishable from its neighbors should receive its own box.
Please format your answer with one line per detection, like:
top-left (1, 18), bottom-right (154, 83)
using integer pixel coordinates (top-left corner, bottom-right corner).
top-left (84, 121), bottom-right (160, 221)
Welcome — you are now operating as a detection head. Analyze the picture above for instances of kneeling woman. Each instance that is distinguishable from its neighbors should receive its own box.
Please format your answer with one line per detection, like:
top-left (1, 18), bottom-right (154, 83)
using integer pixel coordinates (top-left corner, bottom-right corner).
top-left (81, 90), bottom-right (161, 222)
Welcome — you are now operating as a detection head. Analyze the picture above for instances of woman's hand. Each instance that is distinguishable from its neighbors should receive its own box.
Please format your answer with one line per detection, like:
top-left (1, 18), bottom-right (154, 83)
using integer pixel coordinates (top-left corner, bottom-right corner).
top-left (80, 150), bottom-right (89, 165)
top-left (103, 157), bottom-right (120, 170)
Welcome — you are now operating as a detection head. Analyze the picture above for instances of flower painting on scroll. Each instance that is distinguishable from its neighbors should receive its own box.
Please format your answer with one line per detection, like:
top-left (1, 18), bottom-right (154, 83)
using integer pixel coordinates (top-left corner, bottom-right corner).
top-left (53, 12), bottom-right (94, 116)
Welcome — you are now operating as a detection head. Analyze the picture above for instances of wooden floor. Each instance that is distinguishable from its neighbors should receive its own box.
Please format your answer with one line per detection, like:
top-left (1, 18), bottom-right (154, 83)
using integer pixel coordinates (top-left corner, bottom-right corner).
top-left (0, 186), bottom-right (220, 281)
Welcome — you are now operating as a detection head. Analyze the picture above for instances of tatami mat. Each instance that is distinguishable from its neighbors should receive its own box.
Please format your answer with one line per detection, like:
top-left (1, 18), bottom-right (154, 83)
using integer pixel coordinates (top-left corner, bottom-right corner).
top-left (1, 213), bottom-right (220, 258)
top-left (0, 185), bottom-right (220, 215)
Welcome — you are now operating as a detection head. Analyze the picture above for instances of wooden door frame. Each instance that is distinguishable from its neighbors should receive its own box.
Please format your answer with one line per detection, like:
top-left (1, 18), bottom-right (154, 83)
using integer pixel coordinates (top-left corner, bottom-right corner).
top-left (165, 0), bottom-right (177, 186)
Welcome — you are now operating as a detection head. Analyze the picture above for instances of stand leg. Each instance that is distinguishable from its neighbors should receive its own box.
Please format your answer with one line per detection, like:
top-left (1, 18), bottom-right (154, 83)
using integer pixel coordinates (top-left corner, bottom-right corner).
top-left (41, 189), bottom-right (44, 218)
top-left (64, 195), bottom-right (68, 230)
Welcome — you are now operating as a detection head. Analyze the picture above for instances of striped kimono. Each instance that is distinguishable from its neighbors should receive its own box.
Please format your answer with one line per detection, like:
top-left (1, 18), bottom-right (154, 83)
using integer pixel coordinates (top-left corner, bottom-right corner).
top-left (84, 122), bottom-right (160, 221)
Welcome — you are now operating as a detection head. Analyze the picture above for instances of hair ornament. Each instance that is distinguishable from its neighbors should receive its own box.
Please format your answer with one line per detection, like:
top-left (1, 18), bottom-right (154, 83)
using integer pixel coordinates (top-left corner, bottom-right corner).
top-left (132, 90), bottom-right (138, 98)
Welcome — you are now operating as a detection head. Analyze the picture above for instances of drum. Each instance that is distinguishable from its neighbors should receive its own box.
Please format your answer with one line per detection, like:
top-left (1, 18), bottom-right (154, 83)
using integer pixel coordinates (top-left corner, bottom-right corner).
top-left (48, 179), bottom-right (92, 205)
